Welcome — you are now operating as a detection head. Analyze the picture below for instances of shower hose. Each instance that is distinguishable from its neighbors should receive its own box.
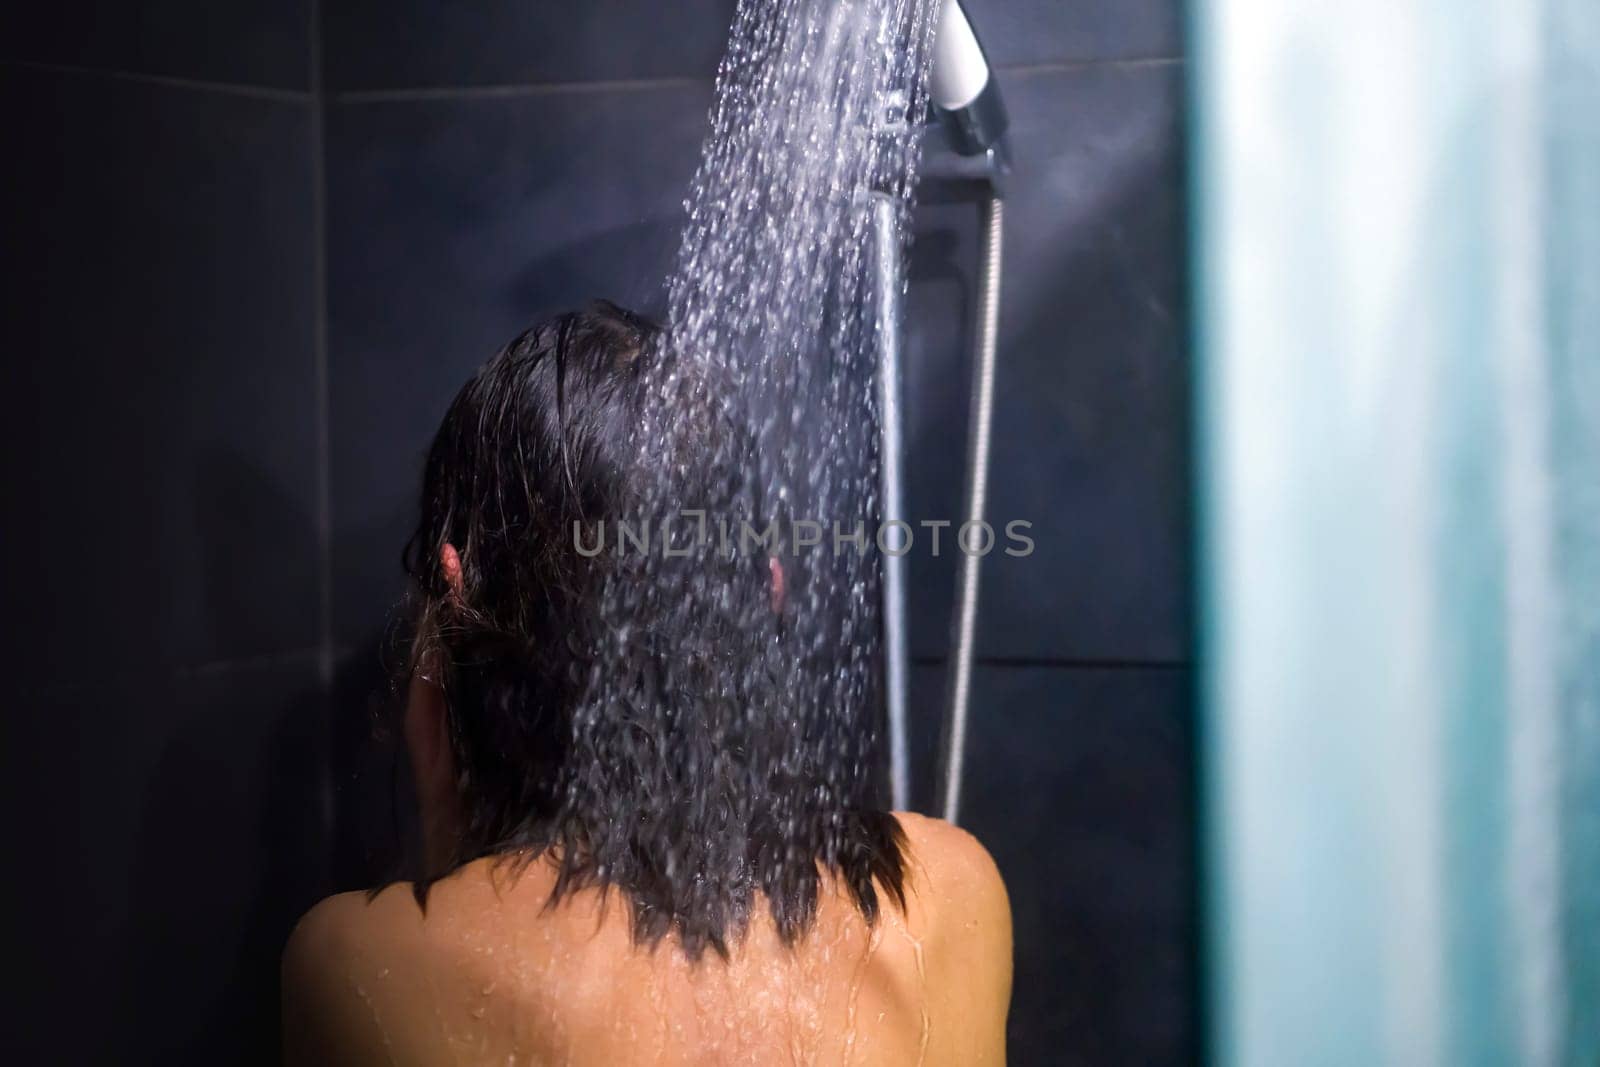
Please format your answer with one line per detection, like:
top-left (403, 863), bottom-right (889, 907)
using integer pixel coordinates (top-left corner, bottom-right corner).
top-left (938, 195), bottom-right (1003, 826)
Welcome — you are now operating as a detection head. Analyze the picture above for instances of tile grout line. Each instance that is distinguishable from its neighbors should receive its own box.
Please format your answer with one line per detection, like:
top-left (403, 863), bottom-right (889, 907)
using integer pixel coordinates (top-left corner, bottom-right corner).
top-left (329, 75), bottom-right (711, 104)
top-left (996, 55), bottom-right (1186, 76)
top-left (325, 55), bottom-right (1186, 104)
top-left (909, 655), bottom-right (1192, 670)
top-left (309, 1), bottom-right (341, 889)
top-left (0, 53), bottom-right (1184, 106)
top-left (0, 57), bottom-right (313, 103)
top-left (24, 647), bottom-right (340, 697)
top-left (310, 0), bottom-right (335, 691)
top-left (179, 647), bottom-right (346, 679)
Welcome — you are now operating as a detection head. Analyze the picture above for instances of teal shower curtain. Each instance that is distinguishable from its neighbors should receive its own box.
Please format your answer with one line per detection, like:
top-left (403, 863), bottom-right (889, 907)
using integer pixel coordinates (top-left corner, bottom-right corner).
top-left (1191, 0), bottom-right (1598, 1063)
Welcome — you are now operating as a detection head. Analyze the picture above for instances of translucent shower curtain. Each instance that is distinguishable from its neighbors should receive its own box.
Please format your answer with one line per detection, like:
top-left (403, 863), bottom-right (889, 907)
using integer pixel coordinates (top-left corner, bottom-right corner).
top-left (1191, 0), bottom-right (1598, 1063)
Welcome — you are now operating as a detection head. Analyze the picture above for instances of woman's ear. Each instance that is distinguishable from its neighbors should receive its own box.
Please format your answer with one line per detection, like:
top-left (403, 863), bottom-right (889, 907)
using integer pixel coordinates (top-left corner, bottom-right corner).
top-left (440, 543), bottom-right (464, 598)
top-left (769, 555), bottom-right (786, 614)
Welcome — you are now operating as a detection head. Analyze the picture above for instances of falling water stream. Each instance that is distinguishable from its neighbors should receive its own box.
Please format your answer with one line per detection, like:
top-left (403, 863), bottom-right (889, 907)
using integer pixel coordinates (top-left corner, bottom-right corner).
top-left (655, 0), bottom-right (941, 795)
top-left (570, 0), bottom-right (940, 942)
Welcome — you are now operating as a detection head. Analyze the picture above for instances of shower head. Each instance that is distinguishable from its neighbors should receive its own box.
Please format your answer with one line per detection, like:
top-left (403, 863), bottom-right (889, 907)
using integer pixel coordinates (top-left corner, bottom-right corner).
top-left (930, 0), bottom-right (1008, 156)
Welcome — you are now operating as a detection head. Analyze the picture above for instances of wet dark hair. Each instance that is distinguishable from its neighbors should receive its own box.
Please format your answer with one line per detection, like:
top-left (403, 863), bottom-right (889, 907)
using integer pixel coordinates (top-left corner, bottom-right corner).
top-left (401, 300), bottom-right (905, 959)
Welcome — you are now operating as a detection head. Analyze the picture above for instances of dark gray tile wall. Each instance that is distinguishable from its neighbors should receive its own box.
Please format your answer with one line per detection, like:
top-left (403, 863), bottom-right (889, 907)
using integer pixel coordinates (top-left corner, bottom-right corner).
top-left (13, 662), bottom-right (328, 1063)
top-left (960, 0), bottom-right (1183, 67)
top-left (907, 63), bottom-right (1191, 663)
top-left (909, 664), bottom-right (1195, 1064)
top-left (4, 68), bottom-right (322, 682)
top-left (905, 21), bottom-right (1195, 1059)
top-left (318, 0), bottom-right (1182, 92)
top-left (2, 2), bottom-right (312, 89)
top-left (324, 0), bottom-right (738, 91)
top-left (4, 19), bottom-right (326, 1063)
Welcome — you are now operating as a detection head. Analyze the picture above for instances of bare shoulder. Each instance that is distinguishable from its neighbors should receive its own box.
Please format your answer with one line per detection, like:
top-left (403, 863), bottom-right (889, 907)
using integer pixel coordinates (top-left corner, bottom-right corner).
top-left (892, 811), bottom-right (1010, 914)
top-left (283, 884), bottom-right (414, 976)
top-left (281, 885), bottom-right (426, 1065)
top-left (889, 811), bottom-right (1012, 969)
top-left (890, 812), bottom-right (1012, 1063)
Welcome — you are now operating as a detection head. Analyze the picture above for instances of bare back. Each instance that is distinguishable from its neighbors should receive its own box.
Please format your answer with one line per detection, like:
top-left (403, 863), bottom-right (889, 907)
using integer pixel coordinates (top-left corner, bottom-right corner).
top-left (283, 813), bottom-right (1011, 1065)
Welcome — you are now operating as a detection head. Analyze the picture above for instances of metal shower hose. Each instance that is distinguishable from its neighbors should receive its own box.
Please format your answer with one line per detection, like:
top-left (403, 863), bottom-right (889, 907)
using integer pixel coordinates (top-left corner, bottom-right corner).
top-left (938, 195), bottom-right (1003, 826)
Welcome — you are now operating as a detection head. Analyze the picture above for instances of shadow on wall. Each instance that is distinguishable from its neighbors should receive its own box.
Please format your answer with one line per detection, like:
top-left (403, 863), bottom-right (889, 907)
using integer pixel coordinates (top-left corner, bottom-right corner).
top-left (121, 679), bottom-right (327, 1063)
top-left (329, 481), bottom-right (424, 897)
top-left (116, 452), bottom-right (328, 1064)
top-left (328, 631), bottom-right (419, 897)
